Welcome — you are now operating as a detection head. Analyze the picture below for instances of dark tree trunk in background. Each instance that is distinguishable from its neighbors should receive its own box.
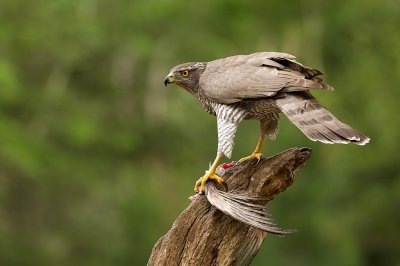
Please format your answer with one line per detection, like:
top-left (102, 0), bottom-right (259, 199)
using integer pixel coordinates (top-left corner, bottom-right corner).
top-left (148, 147), bottom-right (311, 266)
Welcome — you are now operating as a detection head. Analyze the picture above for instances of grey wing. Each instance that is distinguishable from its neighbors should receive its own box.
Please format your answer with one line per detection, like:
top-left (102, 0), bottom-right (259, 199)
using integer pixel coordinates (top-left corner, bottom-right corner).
top-left (200, 52), bottom-right (332, 104)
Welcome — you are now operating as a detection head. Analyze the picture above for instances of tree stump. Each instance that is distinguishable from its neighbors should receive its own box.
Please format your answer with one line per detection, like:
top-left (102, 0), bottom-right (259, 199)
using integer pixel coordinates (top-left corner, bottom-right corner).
top-left (148, 147), bottom-right (311, 266)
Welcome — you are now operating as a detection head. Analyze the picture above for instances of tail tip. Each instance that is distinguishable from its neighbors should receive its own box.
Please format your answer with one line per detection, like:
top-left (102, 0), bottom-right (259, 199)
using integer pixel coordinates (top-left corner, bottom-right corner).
top-left (354, 136), bottom-right (370, 145)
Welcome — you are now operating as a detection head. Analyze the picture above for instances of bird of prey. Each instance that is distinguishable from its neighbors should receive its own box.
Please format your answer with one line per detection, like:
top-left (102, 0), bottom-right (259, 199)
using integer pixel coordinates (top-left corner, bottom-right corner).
top-left (164, 52), bottom-right (369, 193)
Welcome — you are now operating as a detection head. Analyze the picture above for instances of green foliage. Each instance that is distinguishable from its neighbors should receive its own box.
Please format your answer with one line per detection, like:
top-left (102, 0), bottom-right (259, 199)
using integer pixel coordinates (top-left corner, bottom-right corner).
top-left (0, 0), bottom-right (399, 265)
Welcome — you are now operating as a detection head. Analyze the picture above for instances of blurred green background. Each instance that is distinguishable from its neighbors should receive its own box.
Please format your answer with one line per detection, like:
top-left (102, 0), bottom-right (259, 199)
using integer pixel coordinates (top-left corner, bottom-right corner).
top-left (0, 0), bottom-right (399, 265)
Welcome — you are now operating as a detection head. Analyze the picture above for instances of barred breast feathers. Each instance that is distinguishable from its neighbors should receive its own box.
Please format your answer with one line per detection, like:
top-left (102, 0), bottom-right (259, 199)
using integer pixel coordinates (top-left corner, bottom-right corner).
top-left (213, 103), bottom-right (247, 158)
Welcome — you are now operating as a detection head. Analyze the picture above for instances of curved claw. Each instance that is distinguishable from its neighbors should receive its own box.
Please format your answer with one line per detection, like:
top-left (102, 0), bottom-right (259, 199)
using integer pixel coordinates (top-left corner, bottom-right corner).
top-left (194, 171), bottom-right (225, 194)
top-left (237, 152), bottom-right (263, 165)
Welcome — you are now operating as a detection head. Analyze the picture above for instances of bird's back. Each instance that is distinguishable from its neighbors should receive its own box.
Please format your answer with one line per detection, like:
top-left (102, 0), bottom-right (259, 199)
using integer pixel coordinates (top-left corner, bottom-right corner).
top-left (200, 52), bottom-right (332, 105)
top-left (198, 52), bottom-right (369, 145)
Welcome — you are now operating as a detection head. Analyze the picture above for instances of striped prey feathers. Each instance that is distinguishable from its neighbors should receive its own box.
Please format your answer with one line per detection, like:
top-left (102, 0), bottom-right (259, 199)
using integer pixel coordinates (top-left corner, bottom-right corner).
top-left (205, 181), bottom-right (294, 235)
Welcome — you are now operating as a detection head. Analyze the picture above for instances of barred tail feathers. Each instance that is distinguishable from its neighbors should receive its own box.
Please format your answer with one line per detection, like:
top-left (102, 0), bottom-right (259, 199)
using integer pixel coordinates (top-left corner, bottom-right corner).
top-left (275, 92), bottom-right (370, 145)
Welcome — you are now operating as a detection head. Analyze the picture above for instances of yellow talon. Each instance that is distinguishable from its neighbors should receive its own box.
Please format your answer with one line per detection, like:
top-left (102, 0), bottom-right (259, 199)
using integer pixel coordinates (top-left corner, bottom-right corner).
top-left (238, 152), bottom-right (263, 163)
top-left (194, 153), bottom-right (224, 193)
top-left (194, 171), bottom-right (225, 193)
top-left (238, 134), bottom-right (265, 163)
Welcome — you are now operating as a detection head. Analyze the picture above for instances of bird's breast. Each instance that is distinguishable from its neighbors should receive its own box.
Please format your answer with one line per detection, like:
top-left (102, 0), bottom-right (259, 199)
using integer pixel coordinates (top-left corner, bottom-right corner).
top-left (198, 95), bottom-right (280, 122)
top-left (198, 97), bottom-right (217, 116)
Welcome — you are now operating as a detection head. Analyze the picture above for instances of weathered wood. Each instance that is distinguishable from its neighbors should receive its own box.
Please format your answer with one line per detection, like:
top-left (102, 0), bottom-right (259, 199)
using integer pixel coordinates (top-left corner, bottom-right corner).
top-left (148, 147), bottom-right (311, 266)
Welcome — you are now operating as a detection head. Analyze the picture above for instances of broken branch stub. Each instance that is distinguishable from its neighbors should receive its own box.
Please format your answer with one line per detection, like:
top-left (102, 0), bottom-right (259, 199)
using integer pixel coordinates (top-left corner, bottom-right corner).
top-left (148, 147), bottom-right (311, 266)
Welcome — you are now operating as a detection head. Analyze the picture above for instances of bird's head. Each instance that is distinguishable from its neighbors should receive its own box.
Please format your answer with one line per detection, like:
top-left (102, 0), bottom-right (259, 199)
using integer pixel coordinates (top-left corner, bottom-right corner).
top-left (164, 62), bottom-right (206, 94)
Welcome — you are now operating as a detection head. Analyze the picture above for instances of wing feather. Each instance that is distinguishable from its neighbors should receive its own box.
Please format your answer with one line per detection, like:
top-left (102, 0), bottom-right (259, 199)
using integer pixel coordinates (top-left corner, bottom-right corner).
top-left (200, 52), bottom-right (332, 104)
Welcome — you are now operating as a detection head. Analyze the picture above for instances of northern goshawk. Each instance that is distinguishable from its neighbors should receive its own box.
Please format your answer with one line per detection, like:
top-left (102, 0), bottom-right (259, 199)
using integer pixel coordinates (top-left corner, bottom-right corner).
top-left (164, 52), bottom-right (369, 193)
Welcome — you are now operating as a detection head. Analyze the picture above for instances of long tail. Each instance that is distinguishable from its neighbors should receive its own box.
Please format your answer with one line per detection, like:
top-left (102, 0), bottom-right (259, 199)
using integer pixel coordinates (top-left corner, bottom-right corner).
top-left (275, 92), bottom-right (370, 145)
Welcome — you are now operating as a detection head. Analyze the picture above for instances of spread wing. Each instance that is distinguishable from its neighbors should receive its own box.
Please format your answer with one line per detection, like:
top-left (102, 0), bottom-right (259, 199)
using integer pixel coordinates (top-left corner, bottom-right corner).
top-left (199, 52), bottom-right (332, 104)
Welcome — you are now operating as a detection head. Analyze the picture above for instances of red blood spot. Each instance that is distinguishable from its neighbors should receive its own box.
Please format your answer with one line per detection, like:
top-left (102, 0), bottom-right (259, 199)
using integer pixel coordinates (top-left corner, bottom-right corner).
top-left (222, 161), bottom-right (236, 169)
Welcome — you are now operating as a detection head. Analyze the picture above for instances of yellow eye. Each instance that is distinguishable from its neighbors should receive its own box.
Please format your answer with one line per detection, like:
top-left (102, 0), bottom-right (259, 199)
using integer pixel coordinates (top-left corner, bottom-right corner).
top-left (181, 70), bottom-right (189, 77)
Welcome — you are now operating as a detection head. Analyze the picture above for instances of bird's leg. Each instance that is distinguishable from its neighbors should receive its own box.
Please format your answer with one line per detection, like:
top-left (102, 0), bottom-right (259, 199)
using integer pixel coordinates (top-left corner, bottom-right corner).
top-left (194, 153), bottom-right (225, 194)
top-left (238, 134), bottom-right (265, 163)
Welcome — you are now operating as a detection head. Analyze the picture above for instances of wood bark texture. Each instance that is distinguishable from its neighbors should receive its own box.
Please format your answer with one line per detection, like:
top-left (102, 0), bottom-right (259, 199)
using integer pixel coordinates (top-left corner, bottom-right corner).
top-left (148, 147), bottom-right (311, 266)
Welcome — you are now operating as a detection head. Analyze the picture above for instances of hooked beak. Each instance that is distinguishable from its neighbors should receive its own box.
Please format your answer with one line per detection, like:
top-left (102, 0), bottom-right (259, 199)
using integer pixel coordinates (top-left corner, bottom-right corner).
top-left (164, 72), bottom-right (175, 87)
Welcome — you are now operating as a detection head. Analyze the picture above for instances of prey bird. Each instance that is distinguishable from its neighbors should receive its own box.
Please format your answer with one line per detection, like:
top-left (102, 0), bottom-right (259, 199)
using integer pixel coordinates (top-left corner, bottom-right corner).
top-left (164, 52), bottom-right (369, 193)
